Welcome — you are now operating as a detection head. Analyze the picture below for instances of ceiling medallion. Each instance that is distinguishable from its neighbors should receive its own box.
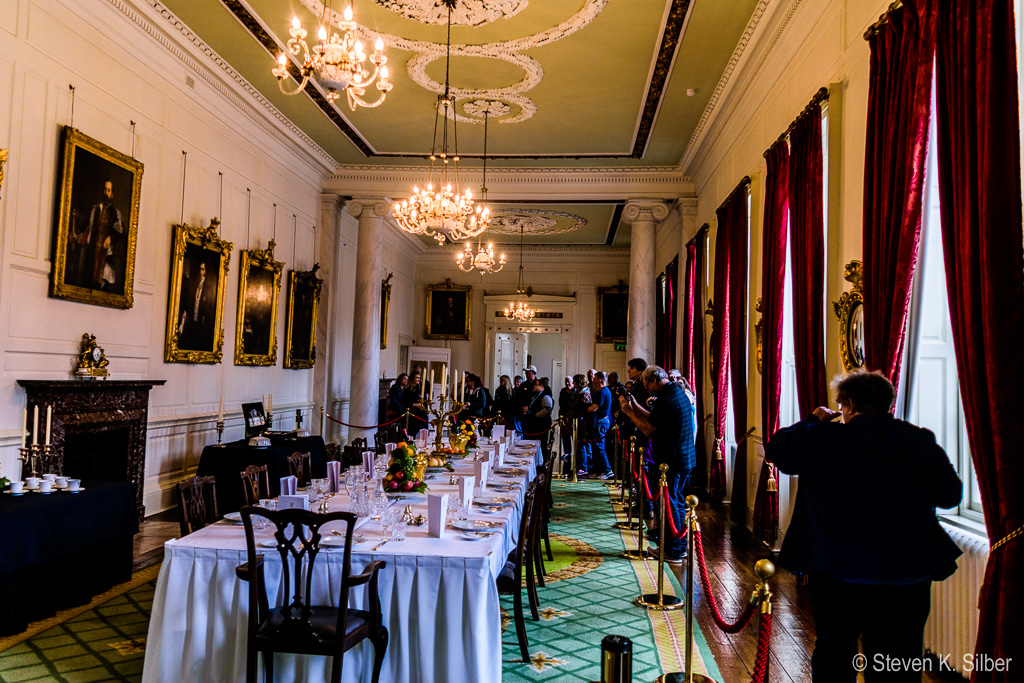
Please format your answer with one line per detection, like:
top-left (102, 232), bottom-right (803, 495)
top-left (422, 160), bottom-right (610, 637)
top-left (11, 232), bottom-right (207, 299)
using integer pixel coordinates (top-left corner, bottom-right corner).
top-left (272, 1), bottom-right (393, 110)
top-left (489, 210), bottom-right (588, 236)
top-left (374, 0), bottom-right (528, 27)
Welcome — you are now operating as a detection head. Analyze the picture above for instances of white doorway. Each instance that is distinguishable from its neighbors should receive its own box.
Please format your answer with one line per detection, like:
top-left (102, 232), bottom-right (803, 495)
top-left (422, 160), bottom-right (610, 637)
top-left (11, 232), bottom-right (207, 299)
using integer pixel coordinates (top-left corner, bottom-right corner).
top-left (494, 332), bottom-right (526, 388)
top-left (408, 347), bottom-right (451, 401)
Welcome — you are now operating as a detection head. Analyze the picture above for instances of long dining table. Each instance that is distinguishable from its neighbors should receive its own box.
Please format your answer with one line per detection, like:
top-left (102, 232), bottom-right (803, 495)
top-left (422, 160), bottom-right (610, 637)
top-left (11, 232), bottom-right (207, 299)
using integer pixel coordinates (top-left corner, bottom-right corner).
top-left (142, 439), bottom-right (544, 683)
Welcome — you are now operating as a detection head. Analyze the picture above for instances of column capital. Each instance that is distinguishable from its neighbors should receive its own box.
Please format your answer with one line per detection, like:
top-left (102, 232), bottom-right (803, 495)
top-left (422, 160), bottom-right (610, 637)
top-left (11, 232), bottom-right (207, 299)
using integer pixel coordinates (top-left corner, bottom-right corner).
top-left (622, 199), bottom-right (670, 224)
top-left (320, 193), bottom-right (344, 213)
top-left (346, 197), bottom-right (391, 218)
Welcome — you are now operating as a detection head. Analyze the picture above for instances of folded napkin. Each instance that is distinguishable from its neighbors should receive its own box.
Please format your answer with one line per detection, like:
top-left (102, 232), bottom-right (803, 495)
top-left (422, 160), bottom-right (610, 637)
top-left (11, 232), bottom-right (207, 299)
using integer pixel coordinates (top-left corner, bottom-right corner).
top-left (472, 461), bottom-right (488, 496)
top-left (280, 475), bottom-right (298, 496)
top-left (459, 476), bottom-right (475, 516)
top-left (385, 442), bottom-right (396, 456)
top-left (278, 494), bottom-right (308, 511)
top-left (427, 493), bottom-right (449, 538)
top-left (327, 461), bottom-right (342, 493)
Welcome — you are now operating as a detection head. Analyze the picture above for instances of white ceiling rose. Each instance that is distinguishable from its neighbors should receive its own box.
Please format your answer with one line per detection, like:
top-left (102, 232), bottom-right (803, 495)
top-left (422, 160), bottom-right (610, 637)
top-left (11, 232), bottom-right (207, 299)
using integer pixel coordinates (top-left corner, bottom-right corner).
top-left (489, 210), bottom-right (588, 236)
top-left (373, 0), bottom-right (528, 27)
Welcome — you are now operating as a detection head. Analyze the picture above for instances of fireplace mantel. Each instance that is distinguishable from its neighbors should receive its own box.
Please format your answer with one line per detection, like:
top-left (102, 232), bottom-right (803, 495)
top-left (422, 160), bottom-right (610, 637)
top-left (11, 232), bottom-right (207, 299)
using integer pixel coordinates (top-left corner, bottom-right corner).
top-left (17, 379), bottom-right (165, 520)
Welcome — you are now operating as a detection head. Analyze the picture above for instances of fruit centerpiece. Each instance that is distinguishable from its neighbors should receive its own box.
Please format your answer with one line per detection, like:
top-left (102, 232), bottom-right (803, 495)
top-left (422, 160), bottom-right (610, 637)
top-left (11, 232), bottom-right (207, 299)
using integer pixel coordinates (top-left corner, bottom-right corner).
top-left (458, 420), bottom-right (478, 450)
top-left (385, 442), bottom-right (428, 494)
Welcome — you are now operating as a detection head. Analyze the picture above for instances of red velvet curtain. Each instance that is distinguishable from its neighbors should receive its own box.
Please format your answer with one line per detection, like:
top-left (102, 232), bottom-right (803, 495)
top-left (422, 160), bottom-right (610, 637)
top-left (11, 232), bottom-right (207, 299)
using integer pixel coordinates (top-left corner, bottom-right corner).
top-left (711, 181), bottom-right (749, 504)
top-left (655, 255), bottom-right (679, 370)
top-left (789, 104), bottom-right (830, 415)
top-left (682, 244), bottom-right (699, 389)
top-left (753, 140), bottom-right (789, 546)
top-left (933, 0), bottom-right (1024, 676)
top-left (862, 1), bottom-right (935, 393)
top-left (684, 229), bottom-right (709, 491)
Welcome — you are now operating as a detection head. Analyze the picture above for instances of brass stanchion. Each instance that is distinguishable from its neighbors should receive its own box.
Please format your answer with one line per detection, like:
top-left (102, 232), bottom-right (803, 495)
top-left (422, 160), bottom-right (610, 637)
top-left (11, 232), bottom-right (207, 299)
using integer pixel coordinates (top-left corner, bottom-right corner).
top-left (635, 464), bottom-right (683, 609)
top-left (404, 409), bottom-right (410, 433)
top-left (621, 441), bottom-right (651, 560)
top-left (684, 495), bottom-right (714, 683)
top-left (600, 635), bottom-right (632, 683)
top-left (570, 418), bottom-right (579, 483)
top-left (612, 436), bottom-right (640, 530)
top-left (755, 559), bottom-right (774, 683)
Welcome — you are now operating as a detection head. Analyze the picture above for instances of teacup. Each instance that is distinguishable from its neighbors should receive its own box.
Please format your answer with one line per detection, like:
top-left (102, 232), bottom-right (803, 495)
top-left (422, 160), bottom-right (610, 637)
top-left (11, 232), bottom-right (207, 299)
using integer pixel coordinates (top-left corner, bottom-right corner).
top-left (38, 480), bottom-right (53, 493)
top-left (55, 476), bottom-right (69, 488)
top-left (25, 476), bottom-right (40, 489)
top-left (9, 481), bottom-right (24, 494)
top-left (41, 473), bottom-right (56, 482)
top-left (68, 479), bottom-right (81, 492)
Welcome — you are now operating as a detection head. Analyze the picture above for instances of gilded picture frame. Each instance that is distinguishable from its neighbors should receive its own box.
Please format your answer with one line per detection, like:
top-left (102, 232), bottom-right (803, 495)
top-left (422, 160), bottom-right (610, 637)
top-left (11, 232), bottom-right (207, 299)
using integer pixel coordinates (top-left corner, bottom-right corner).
top-left (51, 127), bottom-right (144, 309)
top-left (425, 280), bottom-right (471, 340)
top-left (284, 265), bottom-right (323, 370)
top-left (832, 260), bottom-right (865, 372)
top-left (380, 273), bottom-right (393, 350)
top-left (164, 220), bottom-right (233, 364)
top-left (235, 240), bottom-right (284, 366)
top-left (0, 149), bottom-right (7, 197)
top-left (596, 283), bottom-right (629, 343)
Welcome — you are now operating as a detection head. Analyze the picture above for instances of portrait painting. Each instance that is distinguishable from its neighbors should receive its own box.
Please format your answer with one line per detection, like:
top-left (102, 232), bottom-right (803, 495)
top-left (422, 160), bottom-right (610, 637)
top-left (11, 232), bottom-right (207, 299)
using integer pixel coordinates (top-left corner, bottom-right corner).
top-left (425, 280), bottom-right (471, 340)
top-left (597, 285), bottom-right (629, 343)
top-left (284, 265), bottom-right (322, 370)
top-left (235, 240), bottom-right (284, 366)
top-left (51, 127), bottom-right (144, 309)
top-left (164, 220), bottom-right (233, 364)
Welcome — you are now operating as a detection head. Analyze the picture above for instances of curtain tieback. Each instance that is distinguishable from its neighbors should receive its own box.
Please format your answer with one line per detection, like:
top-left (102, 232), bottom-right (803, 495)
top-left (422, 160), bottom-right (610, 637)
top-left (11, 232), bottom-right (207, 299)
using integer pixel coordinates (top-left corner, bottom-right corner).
top-left (714, 438), bottom-right (724, 461)
top-left (990, 522), bottom-right (1024, 553)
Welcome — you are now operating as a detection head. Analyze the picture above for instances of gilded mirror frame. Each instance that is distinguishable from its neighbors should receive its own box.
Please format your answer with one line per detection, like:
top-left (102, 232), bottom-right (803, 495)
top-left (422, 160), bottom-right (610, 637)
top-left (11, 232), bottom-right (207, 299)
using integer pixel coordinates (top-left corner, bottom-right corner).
top-left (832, 260), bottom-right (865, 372)
top-left (284, 265), bottom-right (323, 370)
top-left (380, 272), bottom-right (393, 350)
top-left (235, 240), bottom-right (284, 366)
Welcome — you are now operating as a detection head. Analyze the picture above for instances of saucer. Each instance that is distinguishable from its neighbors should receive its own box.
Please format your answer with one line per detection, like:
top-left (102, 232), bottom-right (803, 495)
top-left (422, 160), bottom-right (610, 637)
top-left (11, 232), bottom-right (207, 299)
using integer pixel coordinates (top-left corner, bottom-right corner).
top-left (460, 531), bottom-right (490, 541)
top-left (65, 487), bottom-right (85, 493)
top-left (259, 539), bottom-right (278, 548)
top-left (34, 489), bottom-right (54, 495)
top-left (3, 490), bottom-right (25, 496)
top-left (223, 511), bottom-right (243, 524)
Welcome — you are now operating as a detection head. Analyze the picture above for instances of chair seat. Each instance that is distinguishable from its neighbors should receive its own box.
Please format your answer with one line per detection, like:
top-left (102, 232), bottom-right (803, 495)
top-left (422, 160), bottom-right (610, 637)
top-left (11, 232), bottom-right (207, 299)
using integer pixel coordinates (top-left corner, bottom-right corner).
top-left (496, 561), bottom-right (517, 593)
top-left (255, 606), bottom-right (374, 654)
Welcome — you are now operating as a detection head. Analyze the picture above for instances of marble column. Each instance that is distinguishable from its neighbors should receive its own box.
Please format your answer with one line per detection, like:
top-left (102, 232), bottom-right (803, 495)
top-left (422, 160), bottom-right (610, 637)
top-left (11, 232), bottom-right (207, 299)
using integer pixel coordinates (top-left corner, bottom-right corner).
top-left (623, 200), bottom-right (669, 364)
top-left (677, 195), bottom-right (699, 365)
top-left (316, 194), bottom-right (343, 438)
top-left (346, 198), bottom-right (390, 441)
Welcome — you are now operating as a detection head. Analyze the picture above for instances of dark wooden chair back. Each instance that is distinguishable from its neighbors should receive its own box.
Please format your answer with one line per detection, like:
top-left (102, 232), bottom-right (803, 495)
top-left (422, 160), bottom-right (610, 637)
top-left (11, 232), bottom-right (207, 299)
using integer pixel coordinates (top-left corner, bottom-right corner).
top-left (373, 431), bottom-right (387, 455)
top-left (351, 437), bottom-right (368, 451)
top-left (240, 464), bottom-right (270, 507)
top-left (286, 451), bottom-right (311, 485)
top-left (238, 506), bottom-right (388, 683)
top-left (325, 442), bottom-right (340, 462)
top-left (176, 475), bottom-right (219, 537)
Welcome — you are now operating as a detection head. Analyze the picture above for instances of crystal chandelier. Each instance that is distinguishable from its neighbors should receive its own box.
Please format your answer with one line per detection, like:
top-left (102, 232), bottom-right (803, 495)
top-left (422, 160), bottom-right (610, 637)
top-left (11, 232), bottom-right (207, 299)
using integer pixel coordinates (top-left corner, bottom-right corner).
top-left (393, 0), bottom-right (490, 245)
top-left (456, 111), bottom-right (503, 273)
top-left (271, 2), bottom-right (393, 111)
top-left (504, 224), bottom-right (535, 322)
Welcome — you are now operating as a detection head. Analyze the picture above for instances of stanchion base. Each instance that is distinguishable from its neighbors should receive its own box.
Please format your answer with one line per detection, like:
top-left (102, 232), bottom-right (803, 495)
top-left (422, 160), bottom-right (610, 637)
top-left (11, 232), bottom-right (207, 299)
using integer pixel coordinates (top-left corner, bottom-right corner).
top-left (612, 521), bottom-right (641, 530)
top-left (634, 593), bottom-right (684, 611)
top-left (602, 481), bottom-right (618, 488)
top-left (551, 473), bottom-right (569, 480)
top-left (656, 674), bottom-right (717, 683)
top-left (621, 549), bottom-right (653, 561)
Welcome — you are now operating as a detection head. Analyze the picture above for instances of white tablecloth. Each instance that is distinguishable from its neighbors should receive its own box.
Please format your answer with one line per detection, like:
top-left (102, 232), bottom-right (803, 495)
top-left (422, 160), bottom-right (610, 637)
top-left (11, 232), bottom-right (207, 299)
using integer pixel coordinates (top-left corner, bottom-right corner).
top-left (142, 443), bottom-right (540, 683)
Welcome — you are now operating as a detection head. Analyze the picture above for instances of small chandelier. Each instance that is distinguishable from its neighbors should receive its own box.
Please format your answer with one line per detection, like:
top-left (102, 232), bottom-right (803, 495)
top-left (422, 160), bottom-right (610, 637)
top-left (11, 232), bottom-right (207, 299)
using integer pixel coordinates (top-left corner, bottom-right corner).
top-left (393, 0), bottom-right (489, 245)
top-left (271, 2), bottom-right (393, 111)
top-left (456, 111), bottom-right (502, 273)
top-left (505, 224), bottom-right (535, 322)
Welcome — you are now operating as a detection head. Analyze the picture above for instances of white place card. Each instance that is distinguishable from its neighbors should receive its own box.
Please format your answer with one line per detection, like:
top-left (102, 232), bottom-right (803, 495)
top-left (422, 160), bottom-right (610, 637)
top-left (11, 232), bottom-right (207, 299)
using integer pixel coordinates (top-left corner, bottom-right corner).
top-left (492, 425), bottom-right (505, 440)
top-left (327, 461), bottom-right (342, 493)
top-left (459, 475), bottom-right (475, 514)
top-left (363, 451), bottom-right (374, 477)
top-left (427, 493), bottom-right (449, 538)
top-left (280, 475), bottom-right (298, 496)
top-left (472, 461), bottom-right (488, 496)
top-left (277, 494), bottom-right (308, 511)
top-left (385, 442), bottom-right (396, 456)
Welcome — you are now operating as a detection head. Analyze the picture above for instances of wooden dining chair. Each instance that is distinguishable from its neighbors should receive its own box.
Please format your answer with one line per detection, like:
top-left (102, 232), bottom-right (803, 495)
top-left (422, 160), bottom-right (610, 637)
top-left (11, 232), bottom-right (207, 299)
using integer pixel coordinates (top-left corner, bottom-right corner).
top-left (286, 451), bottom-right (311, 485)
top-left (240, 464), bottom-right (270, 507)
top-left (372, 431), bottom-right (387, 455)
top-left (497, 478), bottom-right (539, 663)
top-left (325, 442), bottom-right (340, 462)
top-left (176, 475), bottom-right (219, 536)
top-left (237, 507), bottom-right (388, 683)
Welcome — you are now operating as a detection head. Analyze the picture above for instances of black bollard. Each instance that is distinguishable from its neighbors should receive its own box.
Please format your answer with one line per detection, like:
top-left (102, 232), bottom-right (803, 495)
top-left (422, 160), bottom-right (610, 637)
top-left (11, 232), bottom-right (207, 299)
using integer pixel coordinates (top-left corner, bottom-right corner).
top-left (601, 635), bottom-right (632, 683)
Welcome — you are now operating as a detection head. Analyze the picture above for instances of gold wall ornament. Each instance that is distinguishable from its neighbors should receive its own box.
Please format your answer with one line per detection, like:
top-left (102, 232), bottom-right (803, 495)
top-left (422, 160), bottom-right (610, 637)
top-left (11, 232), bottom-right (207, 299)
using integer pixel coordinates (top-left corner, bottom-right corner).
top-left (74, 333), bottom-right (110, 378)
top-left (832, 260), bottom-right (865, 372)
top-left (425, 279), bottom-right (471, 340)
top-left (380, 272), bottom-right (393, 350)
top-left (0, 148), bottom-right (7, 196)
top-left (705, 298), bottom-right (715, 378)
top-left (284, 264), bottom-right (323, 370)
top-left (235, 240), bottom-right (284, 366)
top-left (754, 298), bottom-right (763, 376)
top-left (50, 127), bottom-right (144, 309)
top-left (164, 220), bottom-right (233, 364)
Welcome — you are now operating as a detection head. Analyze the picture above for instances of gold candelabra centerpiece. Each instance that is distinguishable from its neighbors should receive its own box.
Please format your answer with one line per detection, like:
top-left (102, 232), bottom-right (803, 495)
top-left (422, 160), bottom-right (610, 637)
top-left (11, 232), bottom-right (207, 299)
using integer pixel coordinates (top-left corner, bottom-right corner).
top-left (421, 393), bottom-right (466, 455)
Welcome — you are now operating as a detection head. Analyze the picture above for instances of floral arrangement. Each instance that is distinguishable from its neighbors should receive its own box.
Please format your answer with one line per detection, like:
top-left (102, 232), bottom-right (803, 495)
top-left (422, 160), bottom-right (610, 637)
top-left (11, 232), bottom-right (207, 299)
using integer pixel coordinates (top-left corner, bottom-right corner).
top-left (458, 419), bottom-right (478, 450)
top-left (385, 442), bottom-right (427, 494)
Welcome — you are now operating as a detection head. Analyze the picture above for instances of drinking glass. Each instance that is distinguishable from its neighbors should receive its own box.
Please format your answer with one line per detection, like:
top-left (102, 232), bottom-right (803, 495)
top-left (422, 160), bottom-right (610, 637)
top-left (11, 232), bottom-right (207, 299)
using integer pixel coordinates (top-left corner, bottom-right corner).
top-left (344, 470), bottom-right (357, 500)
top-left (392, 517), bottom-right (407, 541)
top-left (446, 493), bottom-right (462, 525)
top-left (380, 507), bottom-right (395, 540)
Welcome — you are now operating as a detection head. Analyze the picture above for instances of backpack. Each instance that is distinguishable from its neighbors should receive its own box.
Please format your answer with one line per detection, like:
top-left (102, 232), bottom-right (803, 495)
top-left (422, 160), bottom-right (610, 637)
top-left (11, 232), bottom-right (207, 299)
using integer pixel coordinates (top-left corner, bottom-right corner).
top-left (481, 387), bottom-right (494, 417)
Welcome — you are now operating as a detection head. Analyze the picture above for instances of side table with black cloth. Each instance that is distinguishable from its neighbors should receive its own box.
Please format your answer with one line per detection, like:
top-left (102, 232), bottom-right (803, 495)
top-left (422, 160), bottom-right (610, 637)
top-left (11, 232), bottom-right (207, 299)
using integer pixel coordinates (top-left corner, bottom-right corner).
top-left (0, 480), bottom-right (137, 636)
top-left (195, 435), bottom-right (327, 514)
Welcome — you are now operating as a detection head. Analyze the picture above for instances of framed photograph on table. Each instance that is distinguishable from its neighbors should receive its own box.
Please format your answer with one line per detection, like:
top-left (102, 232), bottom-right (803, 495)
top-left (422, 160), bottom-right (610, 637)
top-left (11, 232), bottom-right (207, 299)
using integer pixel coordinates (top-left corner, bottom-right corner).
top-left (235, 240), bottom-right (284, 366)
top-left (284, 265), bottom-right (323, 370)
top-left (425, 280), bottom-right (471, 340)
top-left (597, 283), bottom-right (629, 343)
top-left (241, 401), bottom-right (267, 439)
top-left (50, 127), bottom-right (144, 309)
top-left (164, 220), bottom-right (233, 364)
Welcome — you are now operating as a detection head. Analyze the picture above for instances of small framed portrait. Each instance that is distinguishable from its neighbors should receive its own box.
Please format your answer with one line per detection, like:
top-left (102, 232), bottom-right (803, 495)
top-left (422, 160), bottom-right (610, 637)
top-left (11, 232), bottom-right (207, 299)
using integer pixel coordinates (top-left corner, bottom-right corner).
top-left (235, 240), bottom-right (284, 366)
top-left (51, 127), bottom-right (144, 309)
top-left (241, 401), bottom-right (267, 439)
top-left (380, 273), bottom-right (393, 350)
top-left (597, 284), bottom-right (629, 343)
top-left (425, 280), bottom-right (471, 340)
top-left (164, 220), bottom-right (233, 364)
top-left (284, 265), bottom-right (323, 370)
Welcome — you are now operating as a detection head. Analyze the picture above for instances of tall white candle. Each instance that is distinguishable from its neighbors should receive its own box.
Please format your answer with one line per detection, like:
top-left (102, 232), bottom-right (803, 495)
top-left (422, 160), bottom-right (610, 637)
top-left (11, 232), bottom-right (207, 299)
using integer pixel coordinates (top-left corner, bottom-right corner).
top-left (218, 396), bottom-right (224, 422)
top-left (420, 371), bottom-right (426, 400)
top-left (441, 366), bottom-right (447, 397)
top-left (32, 405), bottom-right (39, 446)
top-left (45, 405), bottom-right (52, 446)
top-left (20, 408), bottom-right (26, 449)
top-left (268, 393), bottom-right (273, 414)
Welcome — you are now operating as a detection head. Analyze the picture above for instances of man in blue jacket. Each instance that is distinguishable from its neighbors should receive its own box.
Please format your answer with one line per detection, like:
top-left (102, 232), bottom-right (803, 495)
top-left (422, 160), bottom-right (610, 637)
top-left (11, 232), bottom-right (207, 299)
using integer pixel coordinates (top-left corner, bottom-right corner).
top-left (766, 371), bottom-right (962, 682)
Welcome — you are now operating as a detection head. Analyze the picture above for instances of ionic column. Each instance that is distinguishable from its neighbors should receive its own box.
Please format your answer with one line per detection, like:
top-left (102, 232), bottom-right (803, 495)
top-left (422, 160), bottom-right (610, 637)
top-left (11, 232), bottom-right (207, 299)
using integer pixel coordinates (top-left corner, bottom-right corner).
top-left (317, 194), bottom-right (343, 438)
top-left (346, 198), bottom-right (390, 441)
top-left (623, 200), bottom-right (670, 364)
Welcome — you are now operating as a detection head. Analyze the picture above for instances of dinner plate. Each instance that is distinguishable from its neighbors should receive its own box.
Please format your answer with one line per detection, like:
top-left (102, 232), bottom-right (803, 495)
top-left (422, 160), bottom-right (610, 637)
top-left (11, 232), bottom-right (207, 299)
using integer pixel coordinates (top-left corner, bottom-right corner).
top-left (476, 505), bottom-right (505, 514)
top-left (460, 531), bottom-right (490, 541)
top-left (475, 497), bottom-right (514, 506)
top-left (224, 511), bottom-right (243, 524)
top-left (451, 519), bottom-right (500, 532)
top-left (426, 466), bottom-right (448, 473)
top-left (489, 484), bottom-right (519, 492)
top-left (322, 536), bottom-right (347, 548)
top-left (495, 468), bottom-right (526, 477)
top-left (259, 539), bottom-right (277, 548)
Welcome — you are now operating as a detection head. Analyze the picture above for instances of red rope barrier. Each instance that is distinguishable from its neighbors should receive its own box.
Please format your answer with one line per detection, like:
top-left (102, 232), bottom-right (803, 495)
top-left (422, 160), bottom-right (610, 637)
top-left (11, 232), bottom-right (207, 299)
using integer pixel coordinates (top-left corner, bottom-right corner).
top-left (693, 529), bottom-right (758, 633)
top-left (639, 464), bottom-right (661, 502)
top-left (661, 485), bottom-right (688, 539)
top-left (750, 612), bottom-right (773, 683)
top-left (513, 423), bottom-right (558, 437)
top-left (324, 412), bottom-right (407, 430)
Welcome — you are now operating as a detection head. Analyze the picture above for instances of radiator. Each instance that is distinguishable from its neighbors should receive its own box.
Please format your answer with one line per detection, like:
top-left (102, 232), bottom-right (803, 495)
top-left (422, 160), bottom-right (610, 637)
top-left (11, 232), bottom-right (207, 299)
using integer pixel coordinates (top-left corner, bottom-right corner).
top-left (924, 522), bottom-right (989, 677)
